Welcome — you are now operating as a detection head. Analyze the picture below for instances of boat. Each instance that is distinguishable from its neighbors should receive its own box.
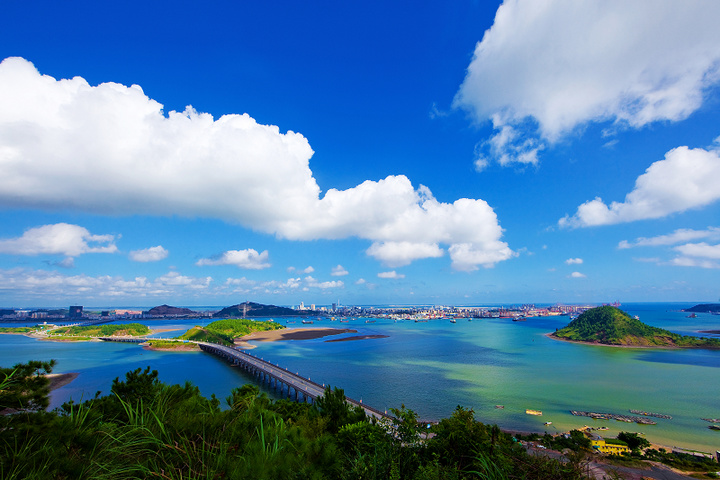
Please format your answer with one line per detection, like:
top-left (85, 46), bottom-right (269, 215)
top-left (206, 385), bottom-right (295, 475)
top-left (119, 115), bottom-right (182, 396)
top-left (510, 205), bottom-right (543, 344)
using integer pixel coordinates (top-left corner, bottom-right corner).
top-left (302, 320), bottom-right (314, 324)
top-left (544, 422), bottom-right (552, 425)
top-left (495, 405), bottom-right (504, 409)
top-left (526, 409), bottom-right (542, 416)
top-left (286, 320), bottom-right (296, 324)
top-left (512, 317), bottom-right (527, 322)
top-left (450, 319), bottom-right (457, 323)
top-left (365, 319), bottom-right (376, 323)
top-left (687, 313), bottom-right (698, 318)
top-left (709, 425), bottom-right (720, 431)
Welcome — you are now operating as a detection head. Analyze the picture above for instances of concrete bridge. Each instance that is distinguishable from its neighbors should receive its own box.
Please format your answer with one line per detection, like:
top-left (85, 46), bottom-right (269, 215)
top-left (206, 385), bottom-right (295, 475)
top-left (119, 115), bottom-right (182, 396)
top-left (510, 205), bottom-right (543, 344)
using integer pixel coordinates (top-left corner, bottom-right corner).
top-left (197, 342), bottom-right (389, 421)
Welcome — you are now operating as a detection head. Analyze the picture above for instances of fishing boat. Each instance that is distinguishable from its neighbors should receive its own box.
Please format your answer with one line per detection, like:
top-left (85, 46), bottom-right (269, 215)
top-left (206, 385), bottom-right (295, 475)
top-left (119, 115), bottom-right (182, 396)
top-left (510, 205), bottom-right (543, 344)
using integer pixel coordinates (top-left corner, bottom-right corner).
top-left (526, 409), bottom-right (542, 416)
top-left (302, 320), bottom-right (314, 324)
top-left (450, 319), bottom-right (457, 323)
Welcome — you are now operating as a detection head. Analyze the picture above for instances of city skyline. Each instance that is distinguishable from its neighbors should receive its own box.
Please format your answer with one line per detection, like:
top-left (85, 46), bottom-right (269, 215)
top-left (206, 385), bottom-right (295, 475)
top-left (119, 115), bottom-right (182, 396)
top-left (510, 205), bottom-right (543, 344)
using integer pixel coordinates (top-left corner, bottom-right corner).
top-left (1, 1), bottom-right (720, 307)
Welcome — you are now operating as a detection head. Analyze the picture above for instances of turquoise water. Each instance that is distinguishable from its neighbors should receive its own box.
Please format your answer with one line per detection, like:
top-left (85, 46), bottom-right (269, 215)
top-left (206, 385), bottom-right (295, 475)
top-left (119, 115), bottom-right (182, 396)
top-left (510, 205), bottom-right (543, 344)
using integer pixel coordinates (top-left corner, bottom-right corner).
top-left (1, 303), bottom-right (719, 453)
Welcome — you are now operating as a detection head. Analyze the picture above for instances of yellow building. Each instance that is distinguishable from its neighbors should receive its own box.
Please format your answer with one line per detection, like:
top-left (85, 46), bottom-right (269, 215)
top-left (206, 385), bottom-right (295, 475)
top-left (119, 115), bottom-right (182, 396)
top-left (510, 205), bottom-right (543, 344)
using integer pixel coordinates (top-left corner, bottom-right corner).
top-left (589, 435), bottom-right (631, 455)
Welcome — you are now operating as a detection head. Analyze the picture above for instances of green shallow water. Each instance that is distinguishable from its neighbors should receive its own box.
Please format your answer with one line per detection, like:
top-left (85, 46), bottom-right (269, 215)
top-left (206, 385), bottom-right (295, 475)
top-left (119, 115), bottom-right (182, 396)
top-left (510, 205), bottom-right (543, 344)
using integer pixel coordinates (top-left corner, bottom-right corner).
top-left (1, 303), bottom-right (719, 453)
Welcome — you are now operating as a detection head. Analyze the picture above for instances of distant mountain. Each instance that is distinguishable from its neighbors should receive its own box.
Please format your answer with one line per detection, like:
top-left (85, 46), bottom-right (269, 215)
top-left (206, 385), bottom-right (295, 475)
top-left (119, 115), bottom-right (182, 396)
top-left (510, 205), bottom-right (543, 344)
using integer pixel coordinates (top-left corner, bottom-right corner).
top-left (552, 306), bottom-right (720, 348)
top-left (684, 304), bottom-right (720, 313)
top-left (147, 305), bottom-right (197, 316)
top-left (213, 302), bottom-right (313, 318)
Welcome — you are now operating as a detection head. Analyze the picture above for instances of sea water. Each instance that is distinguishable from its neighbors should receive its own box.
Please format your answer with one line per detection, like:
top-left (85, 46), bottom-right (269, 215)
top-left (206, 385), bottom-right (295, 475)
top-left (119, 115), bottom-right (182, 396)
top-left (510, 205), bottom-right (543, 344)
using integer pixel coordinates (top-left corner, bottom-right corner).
top-left (1, 303), bottom-right (719, 453)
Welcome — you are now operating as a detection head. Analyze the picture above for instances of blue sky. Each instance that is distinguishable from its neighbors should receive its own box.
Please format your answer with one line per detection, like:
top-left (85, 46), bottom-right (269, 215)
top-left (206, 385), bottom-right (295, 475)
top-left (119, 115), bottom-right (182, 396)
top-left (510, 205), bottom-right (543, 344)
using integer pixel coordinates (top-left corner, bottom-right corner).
top-left (1, 0), bottom-right (720, 308)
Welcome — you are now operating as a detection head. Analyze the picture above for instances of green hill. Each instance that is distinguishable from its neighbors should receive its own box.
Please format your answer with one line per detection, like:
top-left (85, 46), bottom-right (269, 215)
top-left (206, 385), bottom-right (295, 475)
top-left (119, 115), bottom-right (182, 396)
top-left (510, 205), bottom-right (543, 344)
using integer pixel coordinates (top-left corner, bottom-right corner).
top-left (178, 327), bottom-right (234, 346)
top-left (553, 306), bottom-right (720, 348)
top-left (178, 319), bottom-right (284, 346)
top-left (49, 323), bottom-right (150, 337)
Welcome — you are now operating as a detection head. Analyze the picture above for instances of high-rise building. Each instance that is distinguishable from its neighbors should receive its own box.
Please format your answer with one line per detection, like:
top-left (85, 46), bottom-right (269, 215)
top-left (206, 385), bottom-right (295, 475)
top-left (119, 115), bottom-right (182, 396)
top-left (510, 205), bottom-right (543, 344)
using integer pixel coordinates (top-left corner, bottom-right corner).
top-left (69, 306), bottom-right (83, 318)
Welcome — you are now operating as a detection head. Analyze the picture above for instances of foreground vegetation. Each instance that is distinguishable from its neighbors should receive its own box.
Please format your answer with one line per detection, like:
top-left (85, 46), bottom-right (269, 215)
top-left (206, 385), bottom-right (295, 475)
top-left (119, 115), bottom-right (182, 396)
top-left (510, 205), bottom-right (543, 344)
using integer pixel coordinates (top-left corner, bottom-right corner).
top-left (179, 318), bottom-right (285, 346)
top-left (553, 306), bottom-right (720, 347)
top-left (2, 360), bottom-right (592, 480)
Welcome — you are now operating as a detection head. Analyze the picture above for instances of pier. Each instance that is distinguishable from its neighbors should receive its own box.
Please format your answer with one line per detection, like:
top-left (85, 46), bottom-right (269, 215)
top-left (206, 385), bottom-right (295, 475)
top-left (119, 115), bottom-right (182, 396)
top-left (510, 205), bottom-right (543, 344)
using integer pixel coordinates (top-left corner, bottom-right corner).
top-left (197, 342), bottom-right (389, 421)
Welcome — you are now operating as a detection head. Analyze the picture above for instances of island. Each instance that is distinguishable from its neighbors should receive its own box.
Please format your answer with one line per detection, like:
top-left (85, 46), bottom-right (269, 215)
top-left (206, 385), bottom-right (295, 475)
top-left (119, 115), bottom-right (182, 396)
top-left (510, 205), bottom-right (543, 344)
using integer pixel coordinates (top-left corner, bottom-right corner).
top-left (683, 303), bottom-right (720, 313)
top-left (550, 306), bottom-right (720, 348)
top-left (146, 304), bottom-right (197, 316)
top-left (213, 301), bottom-right (316, 318)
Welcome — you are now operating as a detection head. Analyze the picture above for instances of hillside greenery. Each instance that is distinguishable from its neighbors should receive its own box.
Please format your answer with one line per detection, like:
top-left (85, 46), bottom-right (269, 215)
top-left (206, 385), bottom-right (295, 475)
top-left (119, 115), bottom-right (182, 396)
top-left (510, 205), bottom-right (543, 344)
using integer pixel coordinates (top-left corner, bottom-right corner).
top-left (553, 306), bottom-right (720, 347)
top-left (49, 323), bottom-right (151, 338)
top-left (0, 326), bottom-right (36, 334)
top-left (145, 340), bottom-right (200, 350)
top-left (178, 327), bottom-right (235, 346)
top-left (179, 319), bottom-right (284, 346)
top-left (1, 361), bottom-right (591, 479)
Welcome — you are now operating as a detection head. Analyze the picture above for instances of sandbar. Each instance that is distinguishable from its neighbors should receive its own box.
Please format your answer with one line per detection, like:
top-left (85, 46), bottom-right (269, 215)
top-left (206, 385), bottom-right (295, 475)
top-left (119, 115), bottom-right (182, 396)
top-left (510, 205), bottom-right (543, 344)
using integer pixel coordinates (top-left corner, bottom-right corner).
top-left (325, 334), bottom-right (389, 342)
top-left (46, 372), bottom-right (79, 391)
top-left (235, 327), bottom-right (357, 348)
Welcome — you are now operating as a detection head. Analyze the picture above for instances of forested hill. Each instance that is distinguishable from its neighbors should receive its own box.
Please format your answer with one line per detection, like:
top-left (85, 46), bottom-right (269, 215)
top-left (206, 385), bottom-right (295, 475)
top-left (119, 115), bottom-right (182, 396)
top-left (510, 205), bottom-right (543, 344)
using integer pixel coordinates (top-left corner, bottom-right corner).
top-left (552, 306), bottom-right (720, 348)
top-left (683, 303), bottom-right (720, 313)
top-left (213, 301), bottom-right (314, 318)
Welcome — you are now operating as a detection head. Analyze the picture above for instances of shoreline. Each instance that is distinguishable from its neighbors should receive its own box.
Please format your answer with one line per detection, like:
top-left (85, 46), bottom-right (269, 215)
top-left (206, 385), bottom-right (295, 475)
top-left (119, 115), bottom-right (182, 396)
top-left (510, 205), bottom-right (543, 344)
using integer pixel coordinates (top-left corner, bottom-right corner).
top-left (546, 332), bottom-right (684, 349)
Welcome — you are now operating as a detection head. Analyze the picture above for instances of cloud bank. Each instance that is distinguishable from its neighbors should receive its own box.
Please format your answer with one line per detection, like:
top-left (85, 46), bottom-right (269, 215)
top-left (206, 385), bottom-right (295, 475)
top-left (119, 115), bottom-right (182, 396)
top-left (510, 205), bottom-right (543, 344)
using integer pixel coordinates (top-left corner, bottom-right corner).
top-left (560, 146), bottom-right (720, 227)
top-left (0, 223), bottom-right (117, 257)
top-left (0, 57), bottom-right (513, 271)
top-left (455, 0), bottom-right (720, 166)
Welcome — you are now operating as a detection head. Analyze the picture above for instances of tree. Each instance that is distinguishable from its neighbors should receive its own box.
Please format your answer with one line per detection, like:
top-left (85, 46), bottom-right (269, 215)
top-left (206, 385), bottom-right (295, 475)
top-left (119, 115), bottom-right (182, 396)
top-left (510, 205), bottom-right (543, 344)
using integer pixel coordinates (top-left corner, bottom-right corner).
top-left (618, 432), bottom-right (650, 451)
top-left (0, 359), bottom-right (55, 411)
top-left (314, 385), bottom-right (365, 433)
top-left (110, 366), bottom-right (161, 404)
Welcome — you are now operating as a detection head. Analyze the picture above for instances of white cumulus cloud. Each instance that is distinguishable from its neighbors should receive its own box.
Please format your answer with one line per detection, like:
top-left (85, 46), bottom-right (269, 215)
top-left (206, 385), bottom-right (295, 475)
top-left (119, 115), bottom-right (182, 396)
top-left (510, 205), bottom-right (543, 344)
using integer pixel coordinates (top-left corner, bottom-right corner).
top-left (0, 223), bottom-right (117, 257)
top-left (455, 0), bottom-right (720, 166)
top-left (565, 258), bottom-right (583, 265)
top-left (569, 272), bottom-right (586, 278)
top-left (560, 146), bottom-right (720, 227)
top-left (331, 265), bottom-right (349, 276)
top-left (129, 245), bottom-right (169, 262)
top-left (196, 249), bottom-right (271, 269)
top-left (0, 58), bottom-right (513, 271)
top-left (378, 271), bottom-right (405, 279)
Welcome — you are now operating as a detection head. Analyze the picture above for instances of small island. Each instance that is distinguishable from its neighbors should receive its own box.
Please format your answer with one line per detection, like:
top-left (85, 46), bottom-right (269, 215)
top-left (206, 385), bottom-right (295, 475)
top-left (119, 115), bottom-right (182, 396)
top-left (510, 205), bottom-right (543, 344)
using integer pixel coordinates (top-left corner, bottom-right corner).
top-left (550, 306), bottom-right (720, 348)
top-left (213, 301), bottom-right (316, 318)
top-left (683, 303), bottom-right (720, 313)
